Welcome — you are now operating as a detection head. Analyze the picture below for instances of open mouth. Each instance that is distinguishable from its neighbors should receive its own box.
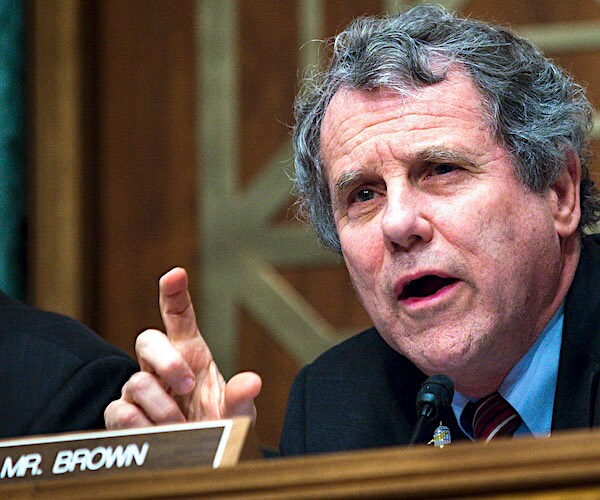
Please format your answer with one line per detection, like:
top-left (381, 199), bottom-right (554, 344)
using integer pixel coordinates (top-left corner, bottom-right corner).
top-left (398, 275), bottom-right (459, 300)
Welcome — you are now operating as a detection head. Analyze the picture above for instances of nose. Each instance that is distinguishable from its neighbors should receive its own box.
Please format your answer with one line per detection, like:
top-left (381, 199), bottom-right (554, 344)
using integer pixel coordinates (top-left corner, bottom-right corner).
top-left (381, 189), bottom-right (433, 253)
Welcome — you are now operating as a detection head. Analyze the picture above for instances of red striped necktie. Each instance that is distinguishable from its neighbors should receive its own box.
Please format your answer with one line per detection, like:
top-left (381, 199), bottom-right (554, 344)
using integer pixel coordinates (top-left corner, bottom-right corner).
top-left (472, 392), bottom-right (522, 442)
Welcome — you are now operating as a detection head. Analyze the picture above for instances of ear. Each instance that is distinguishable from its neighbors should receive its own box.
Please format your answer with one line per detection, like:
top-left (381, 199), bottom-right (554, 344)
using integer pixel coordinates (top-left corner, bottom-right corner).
top-left (546, 146), bottom-right (581, 238)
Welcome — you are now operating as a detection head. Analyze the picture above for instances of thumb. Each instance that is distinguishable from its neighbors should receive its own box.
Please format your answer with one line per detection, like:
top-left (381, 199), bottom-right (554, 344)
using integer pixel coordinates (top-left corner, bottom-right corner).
top-left (223, 372), bottom-right (262, 422)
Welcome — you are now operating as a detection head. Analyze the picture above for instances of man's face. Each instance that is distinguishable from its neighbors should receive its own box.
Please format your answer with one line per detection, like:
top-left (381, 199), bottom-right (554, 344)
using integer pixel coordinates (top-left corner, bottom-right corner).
top-left (321, 71), bottom-right (567, 396)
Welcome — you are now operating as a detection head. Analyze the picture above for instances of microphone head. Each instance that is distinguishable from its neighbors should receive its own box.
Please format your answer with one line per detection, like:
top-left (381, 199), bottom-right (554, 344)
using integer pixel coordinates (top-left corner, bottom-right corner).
top-left (415, 374), bottom-right (454, 421)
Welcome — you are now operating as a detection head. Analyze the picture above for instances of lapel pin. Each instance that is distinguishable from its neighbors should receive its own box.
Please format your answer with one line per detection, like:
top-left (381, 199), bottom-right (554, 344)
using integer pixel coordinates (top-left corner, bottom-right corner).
top-left (428, 421), bottom-right (451, 448)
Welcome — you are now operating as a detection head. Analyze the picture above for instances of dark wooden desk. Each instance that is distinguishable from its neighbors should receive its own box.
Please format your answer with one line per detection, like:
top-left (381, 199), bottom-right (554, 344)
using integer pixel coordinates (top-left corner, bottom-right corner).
top-left (3, 427), bottom-right (600, 498)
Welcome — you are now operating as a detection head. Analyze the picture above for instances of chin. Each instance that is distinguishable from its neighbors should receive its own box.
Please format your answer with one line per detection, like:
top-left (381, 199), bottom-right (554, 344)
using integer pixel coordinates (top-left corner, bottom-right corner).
top-left (392, 332), bottom-right (480, 376)
top-left (415, 355), bottom-right (470, 379)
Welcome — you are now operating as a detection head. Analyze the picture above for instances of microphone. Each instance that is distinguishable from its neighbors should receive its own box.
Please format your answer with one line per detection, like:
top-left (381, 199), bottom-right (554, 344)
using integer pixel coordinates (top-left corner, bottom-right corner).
top-left (409, 374), bottom-right (454, 445)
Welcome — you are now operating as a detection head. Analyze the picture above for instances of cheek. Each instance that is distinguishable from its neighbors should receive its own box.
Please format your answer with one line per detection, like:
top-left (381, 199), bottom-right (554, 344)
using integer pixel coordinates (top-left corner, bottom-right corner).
top-left (458, 194), bottom-right (557, 295)
top-left (339, 227), bottom-right (383, 285)
top-left (479, 194), bottom-right (553, 253)
top-left (444, 185), bottom-right (539, 252)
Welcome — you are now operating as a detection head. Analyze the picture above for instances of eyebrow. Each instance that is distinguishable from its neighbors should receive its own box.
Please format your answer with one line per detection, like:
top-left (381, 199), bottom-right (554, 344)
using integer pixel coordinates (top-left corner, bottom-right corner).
top-left (418, 145), bottom-right (477, 167)
top-left (332, 170), bottom-right (364, 211)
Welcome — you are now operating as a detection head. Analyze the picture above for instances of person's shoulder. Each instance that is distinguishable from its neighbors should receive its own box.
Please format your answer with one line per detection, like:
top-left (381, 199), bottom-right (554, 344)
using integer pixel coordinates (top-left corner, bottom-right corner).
top-left (306, 326), bottom-right (411, 376)
top-left (582, 232), bottom-right (600, 249)
top-left (0, 291), bottom-right (132, 365)
top-left (563, 233), bottom-right (600, 350)
top-left (574, 233), bottom-right (600, 287)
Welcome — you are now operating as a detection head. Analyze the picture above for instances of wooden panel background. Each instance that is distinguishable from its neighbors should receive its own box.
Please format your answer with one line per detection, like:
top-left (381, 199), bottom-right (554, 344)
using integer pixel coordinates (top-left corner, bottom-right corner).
top-left (28, 0), bottom-right (600, 450)
top-left (91, 1), bottom-right (198, 350)
top-left (28, 1), bottom-right (89, 319)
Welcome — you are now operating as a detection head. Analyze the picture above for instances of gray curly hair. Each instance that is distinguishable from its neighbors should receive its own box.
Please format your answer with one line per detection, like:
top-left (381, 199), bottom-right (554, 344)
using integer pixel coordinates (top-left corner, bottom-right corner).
top-left (293, 3), bottom-right (599, 254)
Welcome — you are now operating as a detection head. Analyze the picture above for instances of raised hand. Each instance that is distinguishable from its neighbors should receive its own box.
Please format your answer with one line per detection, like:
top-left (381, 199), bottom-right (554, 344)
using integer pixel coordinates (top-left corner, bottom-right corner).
top-left (104, 267), bottom-right (262, 429)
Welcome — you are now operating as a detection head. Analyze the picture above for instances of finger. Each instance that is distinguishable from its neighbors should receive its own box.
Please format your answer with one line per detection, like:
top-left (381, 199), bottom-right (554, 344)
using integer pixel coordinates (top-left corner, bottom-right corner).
top-left (104, 399), bottom-right (153, 430)
top-left (135, 329), bottom-right (196, 395)
top-left (122, 372), bottom-right (187, 425)
top-left (223, 372), bottom-right (262, 422)
top-left (159, 267), bottom-right (203, 344)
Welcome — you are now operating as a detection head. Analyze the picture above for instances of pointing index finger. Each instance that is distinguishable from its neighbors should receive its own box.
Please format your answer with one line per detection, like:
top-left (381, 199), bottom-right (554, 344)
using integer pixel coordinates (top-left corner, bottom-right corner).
top-left (159, 267), bottom-right (202, 343)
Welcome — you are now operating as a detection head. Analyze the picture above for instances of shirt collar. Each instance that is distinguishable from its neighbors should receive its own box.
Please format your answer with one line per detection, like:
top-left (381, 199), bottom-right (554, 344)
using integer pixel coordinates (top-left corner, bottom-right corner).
top-left (452, 303), bottom-right (564, 439)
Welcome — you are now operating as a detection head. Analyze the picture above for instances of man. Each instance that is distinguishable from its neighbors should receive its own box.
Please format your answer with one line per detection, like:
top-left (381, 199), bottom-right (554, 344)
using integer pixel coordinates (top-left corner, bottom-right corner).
top-left (1, 291), bottom-right (138, 439)
top-left (104, 5), bottom-right (600, 454)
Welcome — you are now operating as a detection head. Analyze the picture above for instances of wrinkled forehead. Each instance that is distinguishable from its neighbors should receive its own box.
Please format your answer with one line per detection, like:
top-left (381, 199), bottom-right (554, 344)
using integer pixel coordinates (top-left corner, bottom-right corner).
top-left (319, 69), bottom-right (491, 171)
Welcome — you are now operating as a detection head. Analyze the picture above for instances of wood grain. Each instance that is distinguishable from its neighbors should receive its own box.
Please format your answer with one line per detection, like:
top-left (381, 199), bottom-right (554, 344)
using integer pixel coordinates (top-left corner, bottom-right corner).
top-left (4, 428), bottom-right (600, 498)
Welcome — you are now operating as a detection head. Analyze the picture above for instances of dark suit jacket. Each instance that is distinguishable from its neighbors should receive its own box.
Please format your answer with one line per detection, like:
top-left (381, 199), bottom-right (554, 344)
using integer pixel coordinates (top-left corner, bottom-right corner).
top-left (280, 234), bottom-right (600, 456)
top-left (0, 292), bottom-right (138, 439)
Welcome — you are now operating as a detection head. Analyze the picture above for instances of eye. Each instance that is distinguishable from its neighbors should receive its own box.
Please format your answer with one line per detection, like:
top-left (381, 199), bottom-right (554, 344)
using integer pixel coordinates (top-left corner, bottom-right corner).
top-left (431, 163), bottom-right (459, 176)
top-left (354, 189), bottom-right (376, 203)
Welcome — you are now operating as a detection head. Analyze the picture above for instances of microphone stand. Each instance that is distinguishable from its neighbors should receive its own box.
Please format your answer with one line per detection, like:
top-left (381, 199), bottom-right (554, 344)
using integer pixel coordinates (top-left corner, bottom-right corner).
top-left (409, 374), bottom-right (454, 446)
top-left (409, 414), bottom-right (426, 445)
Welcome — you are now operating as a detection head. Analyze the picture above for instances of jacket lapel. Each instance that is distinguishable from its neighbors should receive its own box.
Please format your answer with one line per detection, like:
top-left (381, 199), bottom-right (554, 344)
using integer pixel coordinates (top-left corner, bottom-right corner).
top-left (552, 235), bottom-right (600, 431)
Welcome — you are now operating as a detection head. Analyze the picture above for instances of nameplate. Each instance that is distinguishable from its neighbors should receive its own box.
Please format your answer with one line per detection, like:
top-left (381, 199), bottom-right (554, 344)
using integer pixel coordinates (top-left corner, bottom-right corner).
top-left (0, 417), bottom-right (251, 482)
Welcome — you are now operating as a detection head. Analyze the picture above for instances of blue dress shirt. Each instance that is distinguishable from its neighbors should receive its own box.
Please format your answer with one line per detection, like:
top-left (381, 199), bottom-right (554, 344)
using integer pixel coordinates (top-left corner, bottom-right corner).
top-left (452, 303), bottom-right (564, 439)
